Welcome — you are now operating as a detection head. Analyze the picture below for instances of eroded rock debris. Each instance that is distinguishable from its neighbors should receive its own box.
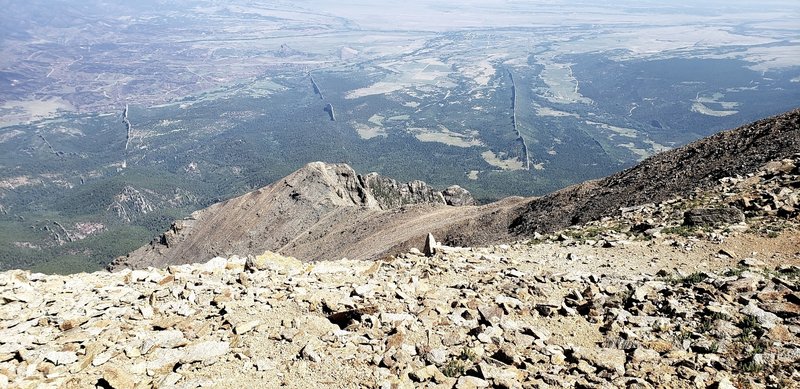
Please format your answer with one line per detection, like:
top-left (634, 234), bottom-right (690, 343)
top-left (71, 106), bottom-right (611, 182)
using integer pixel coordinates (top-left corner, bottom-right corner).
top-left (0, 159), bottom-right (798, 388)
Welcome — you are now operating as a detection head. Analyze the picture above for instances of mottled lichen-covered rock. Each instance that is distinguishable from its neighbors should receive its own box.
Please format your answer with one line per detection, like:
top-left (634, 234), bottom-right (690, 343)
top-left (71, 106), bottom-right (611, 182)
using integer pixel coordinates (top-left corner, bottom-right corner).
top-left (442, 185), bottom-right (476, 206)
top-left (245, 251), bottom-right (304, 274)
top-left (683, 206), bottom-right (745, 227)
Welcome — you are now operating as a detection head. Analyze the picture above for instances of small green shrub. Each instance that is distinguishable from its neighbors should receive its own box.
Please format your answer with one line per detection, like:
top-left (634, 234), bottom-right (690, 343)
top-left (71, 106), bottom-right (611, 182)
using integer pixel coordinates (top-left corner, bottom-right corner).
top-left (442, 360), bottom-right (466, 377)
top-left (680, 272), bottom-right (706, 285)
top-left (699, 318), bottom-right (714, 333)
top-left (752, 340), bottom-right (766, 354)
top-left (708, 311), bottom-right (729, 322)
top-left (724, 267), bottom-right (745, 277)
top-left (739, 360), bottom-right (763, 373)
top-left (739, 315), bottom-right (761, 332)
top-left (459, 348), bottom-right (479, 362)
top-left (662, 225), bottom-right (698, 237)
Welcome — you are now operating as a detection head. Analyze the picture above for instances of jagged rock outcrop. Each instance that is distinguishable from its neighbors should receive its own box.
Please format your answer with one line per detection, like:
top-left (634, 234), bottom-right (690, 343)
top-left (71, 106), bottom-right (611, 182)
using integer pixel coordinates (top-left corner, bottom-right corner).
top-left (106, 186), bottom-right (155, 223)
top-left (360, 173), bottom-right (475, 209)
top-left (104, 185), bottom-right (197, 225)
top-left (110, 162), bottom-right (483, 270)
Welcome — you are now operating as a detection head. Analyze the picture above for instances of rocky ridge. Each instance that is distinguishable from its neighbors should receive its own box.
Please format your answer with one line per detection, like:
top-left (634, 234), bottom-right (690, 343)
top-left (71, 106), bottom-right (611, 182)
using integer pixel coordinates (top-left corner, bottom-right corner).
top-left (110, 162), bottom-right (476, 270)
top-left (509, 108), bottom-right (800, 238)
top-left (113, 109), bottom-right (800, 271)
top-left (1, 157), bottom-right (798, 389)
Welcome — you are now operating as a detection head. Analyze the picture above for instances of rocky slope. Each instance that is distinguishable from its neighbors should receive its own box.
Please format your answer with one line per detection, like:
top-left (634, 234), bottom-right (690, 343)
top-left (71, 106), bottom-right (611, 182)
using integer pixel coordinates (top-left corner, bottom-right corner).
top-left (509, 108), bottom-right (800, 237)
top-left (109, 162), bottom-right (481, 270)
top-left (1, 157), bottom-right (798, 389)
top-left (114, 108), bottom-right (800, 271)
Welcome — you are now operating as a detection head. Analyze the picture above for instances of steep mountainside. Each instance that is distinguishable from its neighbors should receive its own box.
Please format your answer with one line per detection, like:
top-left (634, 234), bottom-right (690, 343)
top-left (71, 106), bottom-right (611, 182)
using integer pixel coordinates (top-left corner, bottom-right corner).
top-left (2, 155), bottom-right (798, 389)
top-left (508, 108), bottom-right (800, 237)
top-left (114, 108), bottom-right (799, 270)
top-left (110, 162), bottom-right (488, 270)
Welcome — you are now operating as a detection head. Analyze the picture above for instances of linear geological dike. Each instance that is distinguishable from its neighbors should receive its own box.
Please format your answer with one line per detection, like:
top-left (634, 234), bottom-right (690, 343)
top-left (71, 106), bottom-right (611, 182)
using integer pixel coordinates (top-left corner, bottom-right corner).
top-left (507, 69), bottom-right (531, 170)
top-left (122, 104), bottom-right (132, 151)
top-left (36, 134), bottom-right (63, 158)
top-left (324, 103), bottom-right (336, 121)
top-left (311, 75), bottom-right (336, 121)
top-left (310, 75), bottom-right (324, 100)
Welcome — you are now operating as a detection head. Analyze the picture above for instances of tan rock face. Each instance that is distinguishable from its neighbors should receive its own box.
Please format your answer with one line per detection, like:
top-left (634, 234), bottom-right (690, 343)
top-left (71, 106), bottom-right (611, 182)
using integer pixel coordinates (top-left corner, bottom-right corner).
top-left (108, 162), bottom-right (483, 271)
top-left (102, 366), bottom-right (135, 389)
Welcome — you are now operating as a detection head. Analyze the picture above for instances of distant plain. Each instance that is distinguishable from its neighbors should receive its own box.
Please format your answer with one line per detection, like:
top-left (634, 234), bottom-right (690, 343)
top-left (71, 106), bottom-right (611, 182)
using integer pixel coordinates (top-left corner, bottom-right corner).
top-left (0, 0), bottom-right (798, 272)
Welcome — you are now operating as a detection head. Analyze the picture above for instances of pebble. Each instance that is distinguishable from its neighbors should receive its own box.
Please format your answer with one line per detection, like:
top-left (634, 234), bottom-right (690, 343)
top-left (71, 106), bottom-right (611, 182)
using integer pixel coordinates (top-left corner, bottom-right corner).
top-left (103, 366), bottom-right (136, 389)
top-left (44, 351), bottom-right (77, 366)
top-left (180, 341), bottom-right (230, 365)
